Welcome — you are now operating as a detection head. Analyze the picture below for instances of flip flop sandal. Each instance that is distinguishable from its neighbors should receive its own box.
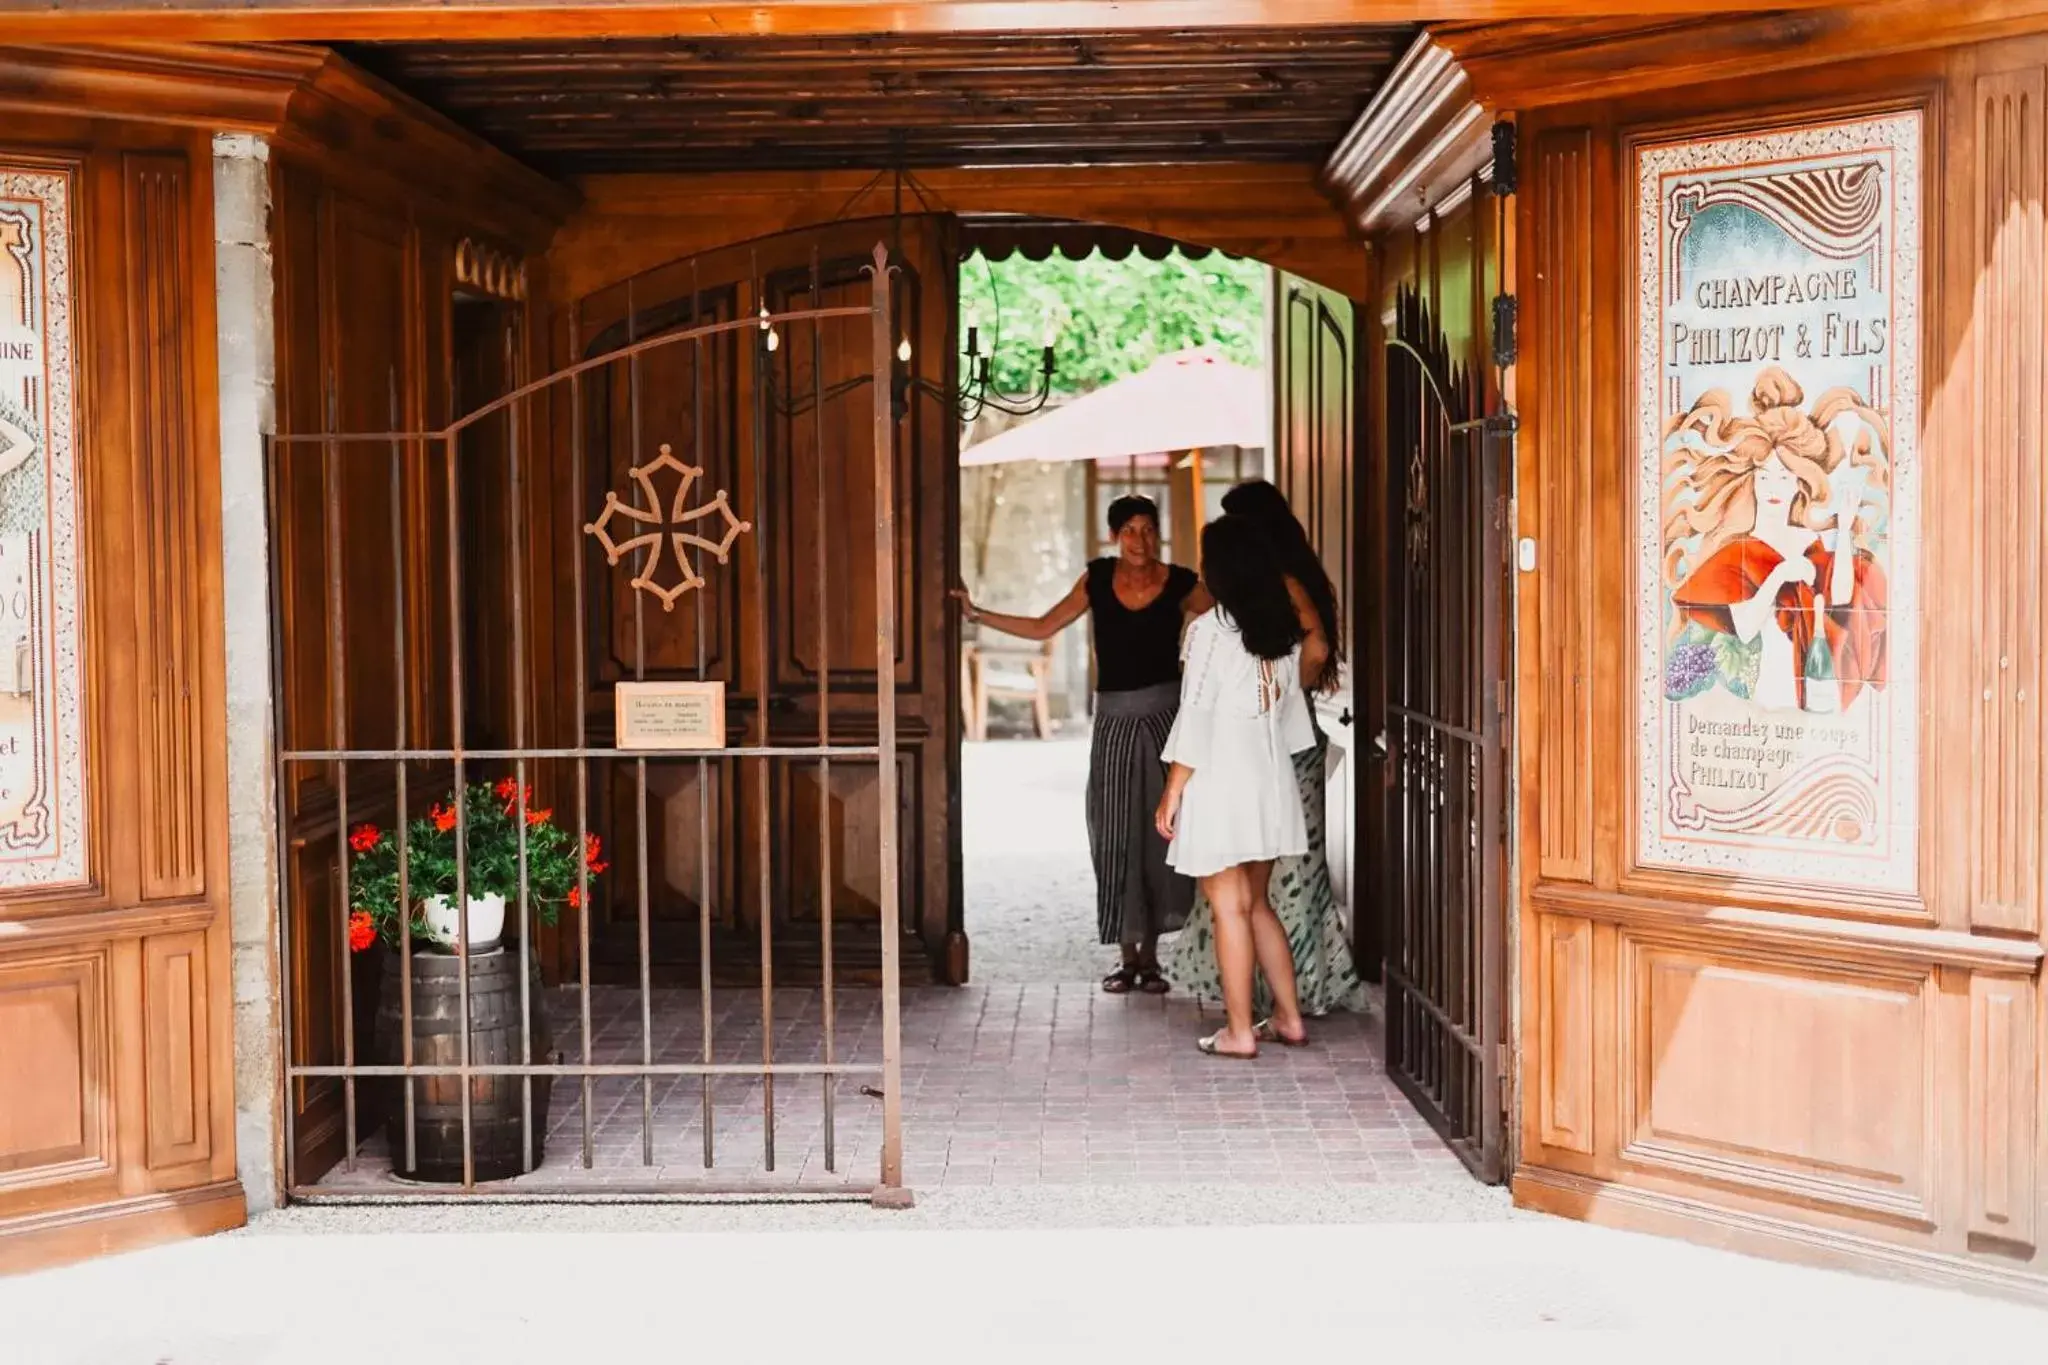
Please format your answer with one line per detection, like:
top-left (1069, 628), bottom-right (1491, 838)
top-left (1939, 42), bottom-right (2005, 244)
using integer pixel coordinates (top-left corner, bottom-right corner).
top-left (1197, 1030), bottom-right (1258, 1060)
top-left (1254, 1018), bottom-right (1310, 1048)
top-left (1133, 968), bottom-right (1171, 995)
top-left (1101, 966), bottom-right (1139, 994)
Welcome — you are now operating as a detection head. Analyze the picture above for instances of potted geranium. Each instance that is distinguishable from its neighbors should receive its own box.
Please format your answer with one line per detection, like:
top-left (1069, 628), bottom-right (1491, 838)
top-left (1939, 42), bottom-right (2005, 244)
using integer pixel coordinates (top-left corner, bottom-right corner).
top-left (341, 778), bottom-right (607, 1183)
top-left (346, 777), bottom-right (607, 955)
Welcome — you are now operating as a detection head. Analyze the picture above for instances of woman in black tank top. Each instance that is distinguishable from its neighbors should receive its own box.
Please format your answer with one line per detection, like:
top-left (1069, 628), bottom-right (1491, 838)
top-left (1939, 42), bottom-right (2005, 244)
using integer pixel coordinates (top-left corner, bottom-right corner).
top-left (954, 494), bottom-right (1204, 993)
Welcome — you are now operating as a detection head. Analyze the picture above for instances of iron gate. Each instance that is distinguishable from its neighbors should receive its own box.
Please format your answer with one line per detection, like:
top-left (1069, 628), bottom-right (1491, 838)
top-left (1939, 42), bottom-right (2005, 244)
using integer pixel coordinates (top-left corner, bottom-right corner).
top-left (266, 243), bottom-right (909, 1203)
top-left (1382, 290), bottom-right (1511, 1182)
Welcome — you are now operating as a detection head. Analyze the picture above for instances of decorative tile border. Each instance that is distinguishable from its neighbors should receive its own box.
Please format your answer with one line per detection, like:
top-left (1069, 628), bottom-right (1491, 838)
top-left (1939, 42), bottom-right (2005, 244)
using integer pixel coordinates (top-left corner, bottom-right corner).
top-left (0, 165), bottom-right (87, 889)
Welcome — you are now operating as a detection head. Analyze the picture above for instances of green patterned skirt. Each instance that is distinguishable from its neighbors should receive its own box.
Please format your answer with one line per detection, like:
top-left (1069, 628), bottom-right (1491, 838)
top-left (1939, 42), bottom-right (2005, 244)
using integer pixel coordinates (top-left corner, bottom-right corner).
top-left (1164, 736), bottom-right (1367, 1016)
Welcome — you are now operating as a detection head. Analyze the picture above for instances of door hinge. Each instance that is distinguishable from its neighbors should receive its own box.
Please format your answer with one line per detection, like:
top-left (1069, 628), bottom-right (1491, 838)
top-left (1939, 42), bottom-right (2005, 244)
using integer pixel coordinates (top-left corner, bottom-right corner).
top-left (1490, 120), bottom-right (1517, 196)
top-left (1491, 293), bottom-right (1518, 369)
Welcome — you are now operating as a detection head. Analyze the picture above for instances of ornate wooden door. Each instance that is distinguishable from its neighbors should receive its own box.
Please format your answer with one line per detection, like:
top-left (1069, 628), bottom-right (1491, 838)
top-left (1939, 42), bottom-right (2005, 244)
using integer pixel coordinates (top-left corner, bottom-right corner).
top-left (1382, 285), bottom-right (1511, 1181)
top-left (570, 217), bottom-right (957, 987)
top-left (1270, 273), bottom-right (1367, 974)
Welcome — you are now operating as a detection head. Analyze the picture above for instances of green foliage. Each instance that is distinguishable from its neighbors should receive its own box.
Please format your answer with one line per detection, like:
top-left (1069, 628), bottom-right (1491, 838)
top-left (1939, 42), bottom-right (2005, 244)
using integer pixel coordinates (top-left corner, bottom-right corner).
top-left (346, 779), bottom-right (608, 949)
top-left (956, 250), bottom-right (1266, 398)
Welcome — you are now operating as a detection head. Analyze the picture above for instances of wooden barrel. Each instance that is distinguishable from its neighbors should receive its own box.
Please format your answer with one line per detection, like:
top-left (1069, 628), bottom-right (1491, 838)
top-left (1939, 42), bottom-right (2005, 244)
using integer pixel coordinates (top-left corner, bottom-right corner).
top-left (375, 947), bottom-right (553, 1183)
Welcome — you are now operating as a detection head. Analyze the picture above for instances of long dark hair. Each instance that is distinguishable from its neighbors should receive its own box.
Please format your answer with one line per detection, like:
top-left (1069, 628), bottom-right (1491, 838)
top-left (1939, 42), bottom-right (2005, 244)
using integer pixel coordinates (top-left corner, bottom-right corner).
top-left (1221, 480), bottom-right (1345, 686)
top-left (1199, 514), bottom-right (1303, 662)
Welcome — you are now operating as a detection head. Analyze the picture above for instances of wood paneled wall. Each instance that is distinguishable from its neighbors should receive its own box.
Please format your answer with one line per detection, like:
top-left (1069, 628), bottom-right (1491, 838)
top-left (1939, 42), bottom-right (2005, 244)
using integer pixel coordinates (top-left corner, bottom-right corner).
top-left (264, 72), bottom-right (569, 1186)
top-left (0, 112), bottom-right (241, 1273)
top-left (1509, 34), bottom-right (2048, 1296)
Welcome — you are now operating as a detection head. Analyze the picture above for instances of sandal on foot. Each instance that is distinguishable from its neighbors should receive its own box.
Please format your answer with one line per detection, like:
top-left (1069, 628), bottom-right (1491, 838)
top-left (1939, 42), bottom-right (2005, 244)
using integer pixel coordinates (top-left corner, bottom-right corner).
top-left (1133, 968), bottom-right (1171, 995)
top-left (1102, 966), bottom-right (1139, 994)
top-left (1197, 1030), bottom-right (1258, 1060)
top-left (1254, 1018), bottom-right (1310, 1048)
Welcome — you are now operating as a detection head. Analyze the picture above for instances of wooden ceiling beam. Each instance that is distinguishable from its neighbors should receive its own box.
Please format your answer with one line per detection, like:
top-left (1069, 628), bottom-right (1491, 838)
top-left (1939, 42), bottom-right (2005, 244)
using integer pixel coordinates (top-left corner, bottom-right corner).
top-left (1437, 0), bottom-right (2048, 106)
top-left (0, 3), bottom-right (1840, 45)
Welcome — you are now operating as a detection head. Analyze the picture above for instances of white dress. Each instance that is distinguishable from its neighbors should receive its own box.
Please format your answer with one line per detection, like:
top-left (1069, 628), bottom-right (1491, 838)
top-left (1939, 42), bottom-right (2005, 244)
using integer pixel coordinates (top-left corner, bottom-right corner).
top-left (1160, 609), bottom-right (1319, 878)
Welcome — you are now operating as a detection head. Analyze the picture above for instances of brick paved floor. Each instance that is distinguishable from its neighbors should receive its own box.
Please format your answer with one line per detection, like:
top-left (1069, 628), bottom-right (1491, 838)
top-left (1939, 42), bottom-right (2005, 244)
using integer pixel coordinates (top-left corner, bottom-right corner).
top-left (321, 981), bottom-right (1460, 1192)
top-left (316, 737), bottom-right (1461, 1194)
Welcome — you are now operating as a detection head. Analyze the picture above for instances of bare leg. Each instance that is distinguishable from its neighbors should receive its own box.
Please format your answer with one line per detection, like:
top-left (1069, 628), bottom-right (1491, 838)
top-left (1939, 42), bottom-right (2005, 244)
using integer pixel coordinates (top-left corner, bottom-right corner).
top-left (1204, 866), bottom-right (1259, 1056)
top-left (1245, 860), bottom-right (1305, 1040)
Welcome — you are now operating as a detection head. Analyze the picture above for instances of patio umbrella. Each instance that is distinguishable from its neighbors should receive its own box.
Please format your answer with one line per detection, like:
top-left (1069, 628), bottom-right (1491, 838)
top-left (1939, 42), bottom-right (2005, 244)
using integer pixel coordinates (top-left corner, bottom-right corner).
top-left (957, 347), bottom-right (1267, 467)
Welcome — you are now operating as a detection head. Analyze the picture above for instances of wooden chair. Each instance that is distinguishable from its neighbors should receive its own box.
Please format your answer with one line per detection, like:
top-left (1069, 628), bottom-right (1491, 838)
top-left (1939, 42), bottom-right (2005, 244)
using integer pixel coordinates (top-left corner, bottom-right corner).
top-left (961, 638), bottom-right (1055, 741)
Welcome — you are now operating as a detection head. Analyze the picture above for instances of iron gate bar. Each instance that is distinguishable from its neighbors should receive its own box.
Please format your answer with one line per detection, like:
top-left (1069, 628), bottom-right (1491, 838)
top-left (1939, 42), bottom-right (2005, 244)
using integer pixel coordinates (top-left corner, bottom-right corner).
top-left (264, 308), bottom-right (872, 449)
top-left (569, 298), bottom-right (596, 1170)
top-left (387, 371), bottom-right (417, 1179)
top-left (269, 262), bottom-right (906, 1202)
top-left (870, 244), bottom-right (907, 1197)
top-left (693, 260), bottom-right (716, 1171)
top-left (507, 319), bottom-right (536, 1177)
top-left (628, 273), bottom-right (656, 1171)
top-left (279, 746), bottom-right (882, 759)
top-left (292, 1063), bottom-right (880, 1078)
top-left (810, 244), bottom-right (839, 1173)
top-left (751, 249), bottom-right (776, 1174)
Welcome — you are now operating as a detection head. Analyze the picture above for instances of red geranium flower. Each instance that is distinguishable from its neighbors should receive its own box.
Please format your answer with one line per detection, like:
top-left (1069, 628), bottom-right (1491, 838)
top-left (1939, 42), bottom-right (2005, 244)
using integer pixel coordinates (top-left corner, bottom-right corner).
top-left (526, 807), bottom-right (552, 826)
top-left (566, 886), bottom-right (582, 910)
top-left (348, 822), bottom-right (380, 853)
top-left (494, 777), bottom-right (518, 801)
top-left (583, 832), bottom-right (609, 876)
top-left (347, 910), bottom-right (376, 952)
top-left (431, 803), bottom-right (458, 833)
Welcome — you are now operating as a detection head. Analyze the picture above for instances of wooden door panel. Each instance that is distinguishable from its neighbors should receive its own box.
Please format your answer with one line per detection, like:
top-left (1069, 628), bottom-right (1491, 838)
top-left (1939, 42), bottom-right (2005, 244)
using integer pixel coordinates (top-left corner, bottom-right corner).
top-left (767, 255), bottom-right (924, 692)
top-left (570, 216), bottom-right (956, 979)
top-left (589, 286), bottom-right (740, 685)
top-left (0, 950), bottom-right (110, 1184)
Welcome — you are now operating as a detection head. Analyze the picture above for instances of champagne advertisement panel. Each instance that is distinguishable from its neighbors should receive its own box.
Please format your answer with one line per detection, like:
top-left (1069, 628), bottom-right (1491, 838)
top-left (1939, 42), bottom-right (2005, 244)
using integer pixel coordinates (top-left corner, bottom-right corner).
top-left (1635, 114), bottom-right (1921, 895)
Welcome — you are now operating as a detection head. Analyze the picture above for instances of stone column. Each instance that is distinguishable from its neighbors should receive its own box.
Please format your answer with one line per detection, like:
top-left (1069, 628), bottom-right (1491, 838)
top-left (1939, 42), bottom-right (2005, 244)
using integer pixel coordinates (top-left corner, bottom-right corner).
top-left (213, 132), bottom-right (282, 1213)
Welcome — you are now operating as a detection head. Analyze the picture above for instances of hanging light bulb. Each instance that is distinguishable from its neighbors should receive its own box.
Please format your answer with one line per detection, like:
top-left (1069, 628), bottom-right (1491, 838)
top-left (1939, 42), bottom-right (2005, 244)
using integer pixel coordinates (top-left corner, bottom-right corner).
top-left (897, 336), bottom-right (913, 363)
top-left (766, 327), bottom-right (780, 352)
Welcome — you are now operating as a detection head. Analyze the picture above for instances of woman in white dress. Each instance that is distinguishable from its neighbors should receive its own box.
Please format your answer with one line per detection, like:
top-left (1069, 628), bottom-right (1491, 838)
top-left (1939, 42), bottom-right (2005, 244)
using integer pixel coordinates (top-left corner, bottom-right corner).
top-left (1154, 514), bottom-right (1320, 1059)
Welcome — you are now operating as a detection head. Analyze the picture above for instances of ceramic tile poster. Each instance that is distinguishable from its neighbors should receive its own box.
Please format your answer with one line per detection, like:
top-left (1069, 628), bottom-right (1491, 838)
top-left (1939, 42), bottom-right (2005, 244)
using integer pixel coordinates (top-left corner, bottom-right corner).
top-left (0, 166), bottom-right (86, 888)
top-left (1636, 113), bottom-right (1920, 894)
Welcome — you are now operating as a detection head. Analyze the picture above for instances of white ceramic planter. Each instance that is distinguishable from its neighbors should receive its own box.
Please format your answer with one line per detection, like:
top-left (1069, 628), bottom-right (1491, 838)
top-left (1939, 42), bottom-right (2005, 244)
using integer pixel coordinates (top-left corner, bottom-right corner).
top-left (419, 892), bottom-right (506, 952)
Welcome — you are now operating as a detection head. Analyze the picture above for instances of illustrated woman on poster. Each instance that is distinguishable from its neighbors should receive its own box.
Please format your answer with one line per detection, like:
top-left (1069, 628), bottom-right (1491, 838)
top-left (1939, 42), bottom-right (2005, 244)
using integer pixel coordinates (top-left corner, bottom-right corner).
top-left (1662, 367), bottom-right (1891, 715)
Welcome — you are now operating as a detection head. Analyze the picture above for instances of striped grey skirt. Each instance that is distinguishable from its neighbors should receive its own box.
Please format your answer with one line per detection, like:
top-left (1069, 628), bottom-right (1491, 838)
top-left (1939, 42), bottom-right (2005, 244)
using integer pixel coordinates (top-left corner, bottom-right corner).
top-left (1086, 682), bottom-right (1196, 947)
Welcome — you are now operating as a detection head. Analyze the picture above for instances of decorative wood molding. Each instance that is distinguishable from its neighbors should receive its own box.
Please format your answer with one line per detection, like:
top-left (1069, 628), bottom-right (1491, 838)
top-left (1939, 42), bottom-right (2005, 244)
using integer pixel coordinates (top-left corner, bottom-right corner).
top-left (1438, 2), bottom-right (2048, 110)
top-left (1534, 912), bottom-right (1594, 1155)
top-left (1967, 974), bottom-right (2038, 1247)
top-left (0, 1178), bottom-right (243, 1276)
top-left (123, 153), bottom-right (208, 903)
top-left (0, 2), bottom-right (1838, 45)
top-left (1615, 928), bottom-right (1937, 1226)
top-left (1969, 65), bottom-right (2045, 937)
top-left (0, 44), bottom-right (574, 249)
top-left (1533, 882), bottom-right (2045, 974)
top-left (0, 900), bottom-right (215, 951)
top-left (273, 51), bottom-right (577, 250)
top-left (1514, 1165), bottom-right (2048, 1304)
top-left (454, 237), bottom-right (528, 301)
top-left (1318, 33), bottom-right (1491, 237)
top-left (0, 42), bottom-right (321, 129)
top-left (1528, 127), bottom-right (1594, 884)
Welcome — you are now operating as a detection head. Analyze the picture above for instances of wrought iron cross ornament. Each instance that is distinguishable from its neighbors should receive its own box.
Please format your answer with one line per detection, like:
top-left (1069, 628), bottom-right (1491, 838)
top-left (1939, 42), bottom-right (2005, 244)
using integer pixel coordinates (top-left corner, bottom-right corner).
top-left (584, 443), bottom-right (751, 611)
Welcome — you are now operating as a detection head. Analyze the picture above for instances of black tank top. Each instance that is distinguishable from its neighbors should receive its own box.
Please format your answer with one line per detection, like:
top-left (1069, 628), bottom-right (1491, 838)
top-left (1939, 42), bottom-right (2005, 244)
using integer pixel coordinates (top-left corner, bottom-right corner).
top-left (1086, 558), bottom-right (1198, 694)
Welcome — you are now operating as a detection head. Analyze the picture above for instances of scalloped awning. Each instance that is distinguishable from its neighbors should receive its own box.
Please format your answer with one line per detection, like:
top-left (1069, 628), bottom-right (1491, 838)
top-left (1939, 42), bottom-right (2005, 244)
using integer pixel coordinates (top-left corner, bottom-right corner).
top-left (958, 216), bottom-right (1233, 266)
